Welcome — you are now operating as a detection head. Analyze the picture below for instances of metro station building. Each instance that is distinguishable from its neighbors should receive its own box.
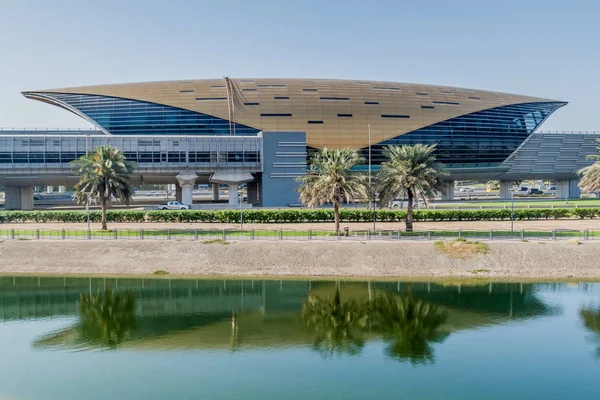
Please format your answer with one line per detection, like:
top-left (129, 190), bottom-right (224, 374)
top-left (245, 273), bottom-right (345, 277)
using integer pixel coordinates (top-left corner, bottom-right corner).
top-left (0, 78), bottom-right (597, 209)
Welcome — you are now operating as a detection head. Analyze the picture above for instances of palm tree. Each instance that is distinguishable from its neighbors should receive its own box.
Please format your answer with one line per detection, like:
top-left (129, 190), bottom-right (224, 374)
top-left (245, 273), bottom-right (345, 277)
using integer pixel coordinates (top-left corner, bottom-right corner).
top-left (371, 293), bottom-right (448, 365)
top-left (578, 140), bottom-right (600, 194)
top-left (71, 145), bottom-right (136, 230)
top-left (296, 148), bottom-right (368, 233)
top-left (486, 180), bottom-right (500, 190)
top-left (377, 144), bottom-right (448, 231)
top-left (78, 289), bottom-right (137, 348)
top-left (301, 288), bottom-right (369, 358)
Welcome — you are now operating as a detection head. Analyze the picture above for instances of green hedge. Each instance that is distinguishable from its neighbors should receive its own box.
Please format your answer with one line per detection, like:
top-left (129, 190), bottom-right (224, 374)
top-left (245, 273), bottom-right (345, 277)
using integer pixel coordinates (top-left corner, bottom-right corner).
top-left (0, 208), bottom-right (598, 223)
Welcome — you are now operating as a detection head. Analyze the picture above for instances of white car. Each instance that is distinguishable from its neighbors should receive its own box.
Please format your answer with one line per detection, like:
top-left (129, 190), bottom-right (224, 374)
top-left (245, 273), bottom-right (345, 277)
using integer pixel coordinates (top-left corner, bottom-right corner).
top-left (158, 201), bottom-right (191, 210)
top-left (458, 187), bottom-right (474, 192)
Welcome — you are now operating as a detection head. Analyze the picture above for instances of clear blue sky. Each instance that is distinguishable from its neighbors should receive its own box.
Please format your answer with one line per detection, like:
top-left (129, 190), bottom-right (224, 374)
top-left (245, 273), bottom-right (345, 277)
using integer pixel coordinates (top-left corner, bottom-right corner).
top-left (0, 0), bottom-right (598, 131)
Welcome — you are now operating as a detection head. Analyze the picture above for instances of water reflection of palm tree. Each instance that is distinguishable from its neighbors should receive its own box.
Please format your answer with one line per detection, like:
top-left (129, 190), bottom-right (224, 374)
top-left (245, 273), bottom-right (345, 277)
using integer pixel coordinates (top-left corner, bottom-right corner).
top-left (79, 289), bottom-right (137, 348)
top-left (580, 306), bottom-right (600, 358)
top-left (372, 294), bottom-right (448, 365)
top-left (302, 289), bottom-right (368, 358)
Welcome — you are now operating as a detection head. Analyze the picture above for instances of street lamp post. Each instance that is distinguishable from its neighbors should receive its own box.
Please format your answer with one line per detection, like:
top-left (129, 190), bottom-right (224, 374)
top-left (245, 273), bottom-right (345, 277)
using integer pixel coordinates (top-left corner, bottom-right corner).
top-left (238, 190), bottom-right (244, 232)
top-left (511, 190), bottom-right (515, 233)
top-left (86, 194), bottom-right (92, 231)
top-left (368, 124), bottom-right (375, 232)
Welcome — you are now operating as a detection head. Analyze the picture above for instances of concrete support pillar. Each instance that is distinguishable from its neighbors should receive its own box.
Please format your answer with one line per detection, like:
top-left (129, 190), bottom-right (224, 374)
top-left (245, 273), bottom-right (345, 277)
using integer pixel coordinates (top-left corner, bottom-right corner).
top-left (499, 181), bottom-right (512, 200)
top-left (58, 186), bottom-right (66, 193)
top-left (247, 181), bottom-right (259, 205)
top-left (176, 173), bottom-right (198, 206)
top-left (556, 179), bottom-right (581, 199)
top-left (209, 172), bottom-right (254, 208)
top-left (166, 184), bottom-right (175, 198)
top-left (46, 186), bottom-right (54, 194)
top-left (228, 184), bottom-right (239, 206)
top-left (570, 179), bottom-right (581, 199)
top-left (440, 181), bottom-right (454, 201)
top-left (175, 185), bottom-right (182, 203)
top-left (212, 183), bottom-right (220, 201)
top-left (5, 186), bottom-right (34, 210)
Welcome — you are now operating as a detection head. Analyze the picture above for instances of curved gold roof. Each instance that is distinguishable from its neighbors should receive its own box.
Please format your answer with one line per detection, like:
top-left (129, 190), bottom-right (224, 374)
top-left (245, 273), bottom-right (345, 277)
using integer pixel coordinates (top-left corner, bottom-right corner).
top-left (26, 78), bottom-right (563, 148)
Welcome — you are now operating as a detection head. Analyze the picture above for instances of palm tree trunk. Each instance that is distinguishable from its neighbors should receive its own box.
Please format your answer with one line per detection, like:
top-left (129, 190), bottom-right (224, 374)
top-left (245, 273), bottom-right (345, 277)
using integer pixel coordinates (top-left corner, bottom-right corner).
top-left (406, 189), bottom-right (414, 232)
top-left (334, 201), bottom-right (340, 233)
top-left (101, 196), bottom-right (107, 230)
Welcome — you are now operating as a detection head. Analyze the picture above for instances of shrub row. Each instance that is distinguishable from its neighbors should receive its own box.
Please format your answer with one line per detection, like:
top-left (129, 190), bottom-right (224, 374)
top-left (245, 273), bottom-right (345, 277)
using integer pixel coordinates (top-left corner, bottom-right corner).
top-left (0, 207), bottom-right (598, 224)
top-left (0, 210), bottom-right (146, 223)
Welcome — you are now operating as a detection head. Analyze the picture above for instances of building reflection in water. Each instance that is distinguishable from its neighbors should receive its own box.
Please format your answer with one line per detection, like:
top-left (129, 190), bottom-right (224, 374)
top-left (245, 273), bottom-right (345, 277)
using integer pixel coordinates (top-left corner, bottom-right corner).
top-left (0, 277), bottom-right (559, 361)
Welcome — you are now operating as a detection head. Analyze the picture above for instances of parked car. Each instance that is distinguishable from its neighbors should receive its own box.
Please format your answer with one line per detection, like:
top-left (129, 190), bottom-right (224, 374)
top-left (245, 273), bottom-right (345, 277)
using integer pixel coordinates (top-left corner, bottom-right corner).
top-left (526, 188), bottom-right (544, 195)
top-left (510, 186), bottom-right (530, 195)
top-left (158, 201), bottom-right (191, 210)
top-left (458, 187), bottom-right (474, 192)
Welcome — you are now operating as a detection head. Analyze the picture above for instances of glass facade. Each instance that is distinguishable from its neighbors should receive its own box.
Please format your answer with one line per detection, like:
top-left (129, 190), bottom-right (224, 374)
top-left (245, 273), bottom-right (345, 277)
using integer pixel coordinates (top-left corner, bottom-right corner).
top-left (39, 93), bottom-right (260, 136)
top-left (360, 102), bottom-right (565, 168)
top-left (0, 136), bottom-right (262, 166)
top-left (32, 91), bottom-right (564, 169)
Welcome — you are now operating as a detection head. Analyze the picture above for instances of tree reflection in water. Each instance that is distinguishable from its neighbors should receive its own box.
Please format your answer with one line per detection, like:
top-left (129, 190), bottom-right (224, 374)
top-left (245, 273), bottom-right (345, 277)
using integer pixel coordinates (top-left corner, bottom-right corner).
top-left (301, 289), bottom-right (369, 358)
top-left (372, 294), bottom-right (448, 365)
top-left (302, 288), bottom-right (448, 364)
top-left (580, 306), bottom-right (600, 359)
top-left (79, 289), bottom-right (137, 348)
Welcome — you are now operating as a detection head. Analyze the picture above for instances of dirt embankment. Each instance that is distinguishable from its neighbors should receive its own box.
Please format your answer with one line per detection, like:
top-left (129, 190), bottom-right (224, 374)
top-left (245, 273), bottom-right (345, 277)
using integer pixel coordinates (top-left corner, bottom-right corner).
top-left (0, 240), bottom-right (598, 279)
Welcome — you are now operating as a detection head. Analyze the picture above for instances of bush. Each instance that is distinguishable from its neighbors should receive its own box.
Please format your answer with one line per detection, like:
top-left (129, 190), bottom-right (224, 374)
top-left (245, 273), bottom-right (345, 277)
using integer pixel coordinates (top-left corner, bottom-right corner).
top-left (1, 207), bottom-right (599, 224)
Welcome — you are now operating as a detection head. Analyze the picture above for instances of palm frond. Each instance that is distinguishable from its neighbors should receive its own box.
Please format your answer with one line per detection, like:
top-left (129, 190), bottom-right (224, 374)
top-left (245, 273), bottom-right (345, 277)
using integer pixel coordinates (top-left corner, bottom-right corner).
top-left (578, 162), bottom-right (600, 193)
top-left (71, 145), bottom-right (136, 206)
top-left (296, 148), bottom-right (368, 206)
top-left (376, 144), bottom-right (448, 207)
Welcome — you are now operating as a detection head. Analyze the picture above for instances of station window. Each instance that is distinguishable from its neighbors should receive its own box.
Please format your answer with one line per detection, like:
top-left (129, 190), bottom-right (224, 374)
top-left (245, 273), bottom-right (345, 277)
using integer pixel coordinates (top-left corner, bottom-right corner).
top-left (432, 101), bottom-right (459, 105)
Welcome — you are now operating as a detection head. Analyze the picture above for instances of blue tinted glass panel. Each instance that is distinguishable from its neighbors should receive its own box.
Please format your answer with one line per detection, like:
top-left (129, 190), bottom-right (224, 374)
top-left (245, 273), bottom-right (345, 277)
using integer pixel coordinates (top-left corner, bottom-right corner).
top-left (41, 93), bottom-right (260, 136)
top-left (362, 102), bottom-right (565, 168)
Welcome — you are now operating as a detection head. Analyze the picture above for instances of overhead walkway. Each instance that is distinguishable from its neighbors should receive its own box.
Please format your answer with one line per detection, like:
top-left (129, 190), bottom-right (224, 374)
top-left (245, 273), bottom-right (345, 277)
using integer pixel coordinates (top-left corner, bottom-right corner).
top-left (0, 132), bottom-right (263, 209)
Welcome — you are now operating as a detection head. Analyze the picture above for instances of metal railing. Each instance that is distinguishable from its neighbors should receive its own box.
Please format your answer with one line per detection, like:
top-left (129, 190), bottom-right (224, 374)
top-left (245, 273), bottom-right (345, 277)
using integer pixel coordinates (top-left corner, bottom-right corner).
top-left (0, 228), bottom-right (596, 242)
top-left (535, 131), bottom-right (600, 135)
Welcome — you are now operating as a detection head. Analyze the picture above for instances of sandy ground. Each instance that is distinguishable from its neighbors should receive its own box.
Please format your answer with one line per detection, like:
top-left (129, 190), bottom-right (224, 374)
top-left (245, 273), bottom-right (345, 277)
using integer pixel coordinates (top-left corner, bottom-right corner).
top-left (2, 219), bottom-right (600, 231)
top-left (0, 240), bottom-right (599, 279)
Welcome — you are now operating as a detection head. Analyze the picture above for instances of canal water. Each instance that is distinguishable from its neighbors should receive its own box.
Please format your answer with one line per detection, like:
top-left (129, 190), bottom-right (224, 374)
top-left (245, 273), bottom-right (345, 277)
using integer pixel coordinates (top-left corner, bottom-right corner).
top-left (0, 277), bottom-right (598, 399)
